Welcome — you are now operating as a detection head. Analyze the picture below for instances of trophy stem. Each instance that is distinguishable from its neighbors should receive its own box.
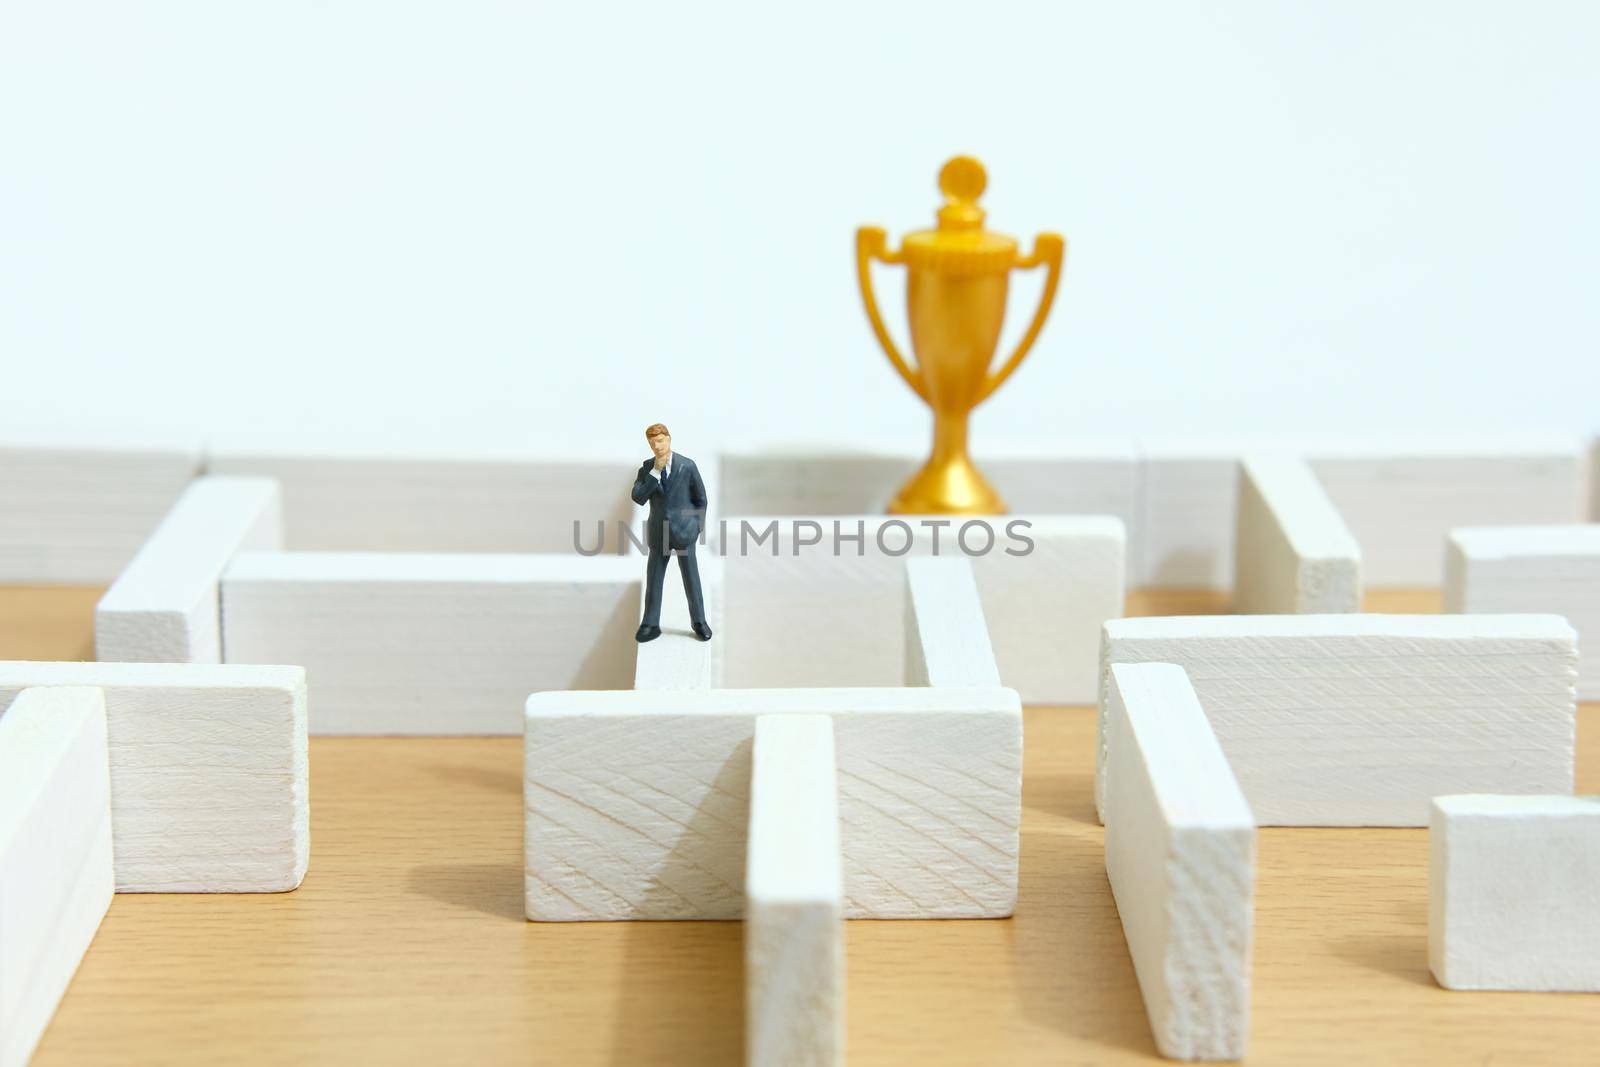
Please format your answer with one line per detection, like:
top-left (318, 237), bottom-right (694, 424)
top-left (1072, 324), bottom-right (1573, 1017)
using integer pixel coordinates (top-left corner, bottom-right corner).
top-left (888, 409), bottom-right (1006, 516)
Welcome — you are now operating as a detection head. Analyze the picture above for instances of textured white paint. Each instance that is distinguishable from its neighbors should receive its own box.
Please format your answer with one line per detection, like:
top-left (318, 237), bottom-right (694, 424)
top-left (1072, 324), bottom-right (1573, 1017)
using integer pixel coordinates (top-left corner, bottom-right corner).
top-left (222, 551), bottom-right (639, 734)
top-left (0, 688), bottom-right (113, 1067)
top-left (1233, 456), bottom-right (1360, 614)
top-left (1104, 664), bottom-right (1254, 1062)
top-left (1304, 436), bottom-right (1586, 586)
top-left (0, 662), bottom-right (307, 893)
top-left (524, 685), bottom-right (1021, 921)
top-left (95, 476), bottom-right (283, 663)
top-left (1097, 614), bottom-right (1577, 826)
top-left (746, 715), bottom-right (844, 1067)
top-left (1445, 525), bottom-right (1600, 700)
top-left (0, 435), bottom-right (200, 584)
top-left (904, 557), bottom-right (1001, 687)
top-left (206, 437), bottom-right (638, 554)
top-left (723, 515), bottom-right (1123, 704)
top-left (633, 557), bottom-right (723, 691)
top-left (1430, 794), bottom-right (1600, 992)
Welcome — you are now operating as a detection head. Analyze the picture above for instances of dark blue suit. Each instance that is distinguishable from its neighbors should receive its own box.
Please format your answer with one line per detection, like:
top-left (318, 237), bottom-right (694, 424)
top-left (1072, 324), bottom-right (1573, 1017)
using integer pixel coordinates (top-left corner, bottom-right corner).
top-left (632, 453), bottom-right (707, 628)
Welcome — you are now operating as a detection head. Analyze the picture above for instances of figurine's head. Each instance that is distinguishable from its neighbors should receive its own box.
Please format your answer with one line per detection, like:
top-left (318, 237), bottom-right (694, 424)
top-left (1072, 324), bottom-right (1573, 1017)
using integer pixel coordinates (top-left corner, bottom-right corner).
top-left (645, 423), bottom-right (671, 458)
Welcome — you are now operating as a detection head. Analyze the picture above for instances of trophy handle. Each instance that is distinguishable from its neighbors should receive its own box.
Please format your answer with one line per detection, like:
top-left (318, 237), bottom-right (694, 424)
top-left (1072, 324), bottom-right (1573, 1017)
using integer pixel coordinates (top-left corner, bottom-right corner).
top-left (855, 226), bottom-right (929, 403)
top-left (977, 232), bottom-right (1066, 405)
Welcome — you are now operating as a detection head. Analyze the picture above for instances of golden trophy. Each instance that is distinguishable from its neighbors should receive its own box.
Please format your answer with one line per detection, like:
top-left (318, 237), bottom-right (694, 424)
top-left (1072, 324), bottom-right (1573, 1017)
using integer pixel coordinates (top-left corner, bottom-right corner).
top-left (856, 155), bottom-right (1065, 515)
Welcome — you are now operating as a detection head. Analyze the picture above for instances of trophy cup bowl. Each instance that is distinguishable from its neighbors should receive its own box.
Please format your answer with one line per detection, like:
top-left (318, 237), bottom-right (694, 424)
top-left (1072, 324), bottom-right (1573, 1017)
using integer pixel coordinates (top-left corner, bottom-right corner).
top-left (856, 156), bottom-right (1066, 515)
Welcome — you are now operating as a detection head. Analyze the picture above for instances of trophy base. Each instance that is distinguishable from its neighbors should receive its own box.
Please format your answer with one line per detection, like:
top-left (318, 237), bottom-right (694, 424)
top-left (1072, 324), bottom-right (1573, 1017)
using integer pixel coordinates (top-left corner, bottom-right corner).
top-left (887, 453), bottom-right (1006, 516)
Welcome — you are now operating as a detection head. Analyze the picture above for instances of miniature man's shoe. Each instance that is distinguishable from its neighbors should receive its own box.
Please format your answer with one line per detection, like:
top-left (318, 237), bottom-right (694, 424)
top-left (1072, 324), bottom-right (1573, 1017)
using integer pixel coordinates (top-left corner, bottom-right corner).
top-left (635, 625), bottom-right (661, 643)
top-left (692, 621), bottom-right (714, 642)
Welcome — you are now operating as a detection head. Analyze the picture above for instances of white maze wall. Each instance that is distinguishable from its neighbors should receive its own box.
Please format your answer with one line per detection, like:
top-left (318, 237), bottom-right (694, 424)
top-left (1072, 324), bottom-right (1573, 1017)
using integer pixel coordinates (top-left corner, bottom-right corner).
top-left (3, 432), bottom-right (1585, 730)
top-left (5, 432), bottom-right (1591, 588)
top-left (1, 430), bottom-right (1598, 1063)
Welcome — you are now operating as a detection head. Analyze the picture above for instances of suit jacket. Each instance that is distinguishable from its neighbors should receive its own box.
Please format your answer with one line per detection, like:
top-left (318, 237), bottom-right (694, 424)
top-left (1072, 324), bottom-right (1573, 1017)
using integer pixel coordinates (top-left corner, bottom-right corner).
top-left (632, 453), bottom-right (707, 551)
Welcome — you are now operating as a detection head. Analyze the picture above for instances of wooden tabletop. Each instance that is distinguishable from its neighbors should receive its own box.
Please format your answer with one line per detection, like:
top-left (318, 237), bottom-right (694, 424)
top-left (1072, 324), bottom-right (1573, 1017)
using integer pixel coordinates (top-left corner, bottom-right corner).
top-left (5, 584), bottom-right (1595, 1066)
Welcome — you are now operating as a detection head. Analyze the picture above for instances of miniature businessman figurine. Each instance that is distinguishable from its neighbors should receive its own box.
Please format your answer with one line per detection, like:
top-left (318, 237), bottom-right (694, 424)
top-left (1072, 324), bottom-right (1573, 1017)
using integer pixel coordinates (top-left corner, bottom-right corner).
top-left (632, 423), bottom-right (712, 643)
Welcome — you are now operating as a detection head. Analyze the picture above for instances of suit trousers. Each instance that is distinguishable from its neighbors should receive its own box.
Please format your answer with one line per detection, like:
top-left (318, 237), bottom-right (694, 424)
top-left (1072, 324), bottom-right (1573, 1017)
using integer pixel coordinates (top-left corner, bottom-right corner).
top-left (641, 541), bottom-right (706, 628)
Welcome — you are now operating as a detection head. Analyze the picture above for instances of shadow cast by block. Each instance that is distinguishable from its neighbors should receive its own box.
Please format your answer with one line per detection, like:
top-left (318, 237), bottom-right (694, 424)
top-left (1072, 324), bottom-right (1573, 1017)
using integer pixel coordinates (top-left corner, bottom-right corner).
top-left (427, 760), bottom-right (523, 795)
top-left (407, 862), bottom-right (525, 923)
top-left (603, 744), bottom-right (749, 1065)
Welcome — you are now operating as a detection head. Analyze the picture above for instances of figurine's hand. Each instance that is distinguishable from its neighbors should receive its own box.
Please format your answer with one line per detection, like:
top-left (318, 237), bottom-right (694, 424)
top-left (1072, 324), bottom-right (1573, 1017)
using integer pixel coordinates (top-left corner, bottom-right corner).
top-left (653, 454), bottom-right (667, 471)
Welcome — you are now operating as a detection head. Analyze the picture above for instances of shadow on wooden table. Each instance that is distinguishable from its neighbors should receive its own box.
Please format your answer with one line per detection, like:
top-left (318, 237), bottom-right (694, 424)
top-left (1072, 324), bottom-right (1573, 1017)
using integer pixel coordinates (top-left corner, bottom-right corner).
top-left (407, 862), bottom-right (526, 923)
top-left (605, 748), bottom-right (748, 1065)
top-left (1327, 931), bottom-right (1437, 989)
top-left (426, 758), bottom-right (524, 796)
top-left (607, 919), bottom-right (742, 1065)
top-left (987, 706), bottom-right (1157, 1058)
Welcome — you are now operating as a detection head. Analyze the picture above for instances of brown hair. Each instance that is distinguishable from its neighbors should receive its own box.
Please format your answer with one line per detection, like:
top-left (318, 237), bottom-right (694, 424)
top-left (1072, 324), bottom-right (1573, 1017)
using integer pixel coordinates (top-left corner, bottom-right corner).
top-left (644, 423), bottom-right (670, 439)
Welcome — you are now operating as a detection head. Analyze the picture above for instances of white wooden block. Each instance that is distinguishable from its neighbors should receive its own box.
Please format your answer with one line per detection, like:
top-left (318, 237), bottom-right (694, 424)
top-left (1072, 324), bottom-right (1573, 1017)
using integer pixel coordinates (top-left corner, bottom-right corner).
top-left (222, 552), bottom-right (639, 734)
top-left (1305, 436), bottom-right (1586, 586)
top-left (1137, 439), bottom-right (1247, 590)
top-left (1590, 439), bottom-right (1599, 521)
top-left (1445, 525), bottom-right (1600, 700)
top-left (718, 443), bottom-right (914, 517)
top-left (633, 557), bottom-right (723, 691)
top-left (0, 688), bottom-right (113, 1067)
top-left (746, 715), bottom-right (844, 1067)
top-left (0, 434), bottom-right (201, 583)
top-left (723, 515), bottom-right (1123, 704)
top-left (1430, 794), bottom-right (1600, 991)
top-left (1135, 435), bottom-right (1590, 591)
top-left (1104, 664), bottom-right (1254, 1061)
top-left (1233, 456), bottom-right (1360, 614)
top-left (0, 662), bottom-right (308, 893)
top-left (95, 476), bottom-right (283, 663)
top-left (980, 439), bottom-right (1140, 575)
top-left (1097, 614), bottom-right (1577, 826)
top-left (904, 557), bottom-right (1001, 687)
top-left (524, 685), bottom-right (1021, 921)
top-left (206, 436), bottom-right (636, 554)
top-left (718, 439), bottom-right (1139, 575)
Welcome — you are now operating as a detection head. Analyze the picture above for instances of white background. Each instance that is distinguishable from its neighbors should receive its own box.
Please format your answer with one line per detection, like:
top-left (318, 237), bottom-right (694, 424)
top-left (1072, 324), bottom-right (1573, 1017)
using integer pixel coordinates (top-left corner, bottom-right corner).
top-left (3, 2), bottom-right (1597, 453)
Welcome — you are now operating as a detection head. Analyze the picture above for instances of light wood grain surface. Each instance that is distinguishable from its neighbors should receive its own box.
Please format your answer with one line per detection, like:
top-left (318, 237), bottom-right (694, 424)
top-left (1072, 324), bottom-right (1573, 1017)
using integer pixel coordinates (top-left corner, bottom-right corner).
top-left (5, 584), bottom-right (1595, 1066)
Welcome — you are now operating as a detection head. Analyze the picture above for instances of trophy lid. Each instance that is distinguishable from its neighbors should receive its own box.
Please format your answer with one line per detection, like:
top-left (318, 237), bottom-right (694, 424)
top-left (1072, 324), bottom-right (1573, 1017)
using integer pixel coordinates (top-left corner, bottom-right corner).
top-left (900, 156), bottom-right (1018, 275)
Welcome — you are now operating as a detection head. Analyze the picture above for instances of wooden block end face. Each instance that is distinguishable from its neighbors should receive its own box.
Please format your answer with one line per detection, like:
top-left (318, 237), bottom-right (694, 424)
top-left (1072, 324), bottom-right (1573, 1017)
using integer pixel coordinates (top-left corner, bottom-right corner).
top-left (523, 689), bottom-right (1020, 922)
top-left (1103, 663), bottom-right (1254, 1062)
top-left (106, 678), bottom-right (309, 893)
top-left (1158, 823), bottom-right (1254, 1061)
top-left (93, 608), bottom-right (195, 664)
top-left (0, 664), bottom-right (308, 894)
top-left (523, 703), bottom-right (753, 922)
top-left (1429, 794), bottom-right (1600, 992)
top-left (1235, 456), bottom-right (1361, 616)
top-left (745, 897), bottom-right (845, 1067)
top-left (835, 704), bottom-right (1021, 919)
